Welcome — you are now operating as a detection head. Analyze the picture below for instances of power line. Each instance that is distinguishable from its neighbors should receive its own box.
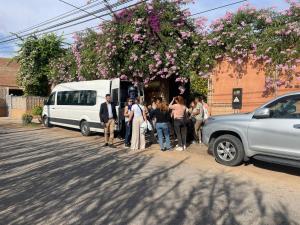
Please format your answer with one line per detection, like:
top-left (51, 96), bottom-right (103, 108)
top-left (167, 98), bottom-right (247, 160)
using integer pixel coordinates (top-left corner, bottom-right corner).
top-left (190, 0), bottom-right (248, 17)
top-left (0, 0), bottom-right (106, 42)
top-left (0, 0), bottom-right (134, 45)
top-left (58, 0), bottom-right (107, 21)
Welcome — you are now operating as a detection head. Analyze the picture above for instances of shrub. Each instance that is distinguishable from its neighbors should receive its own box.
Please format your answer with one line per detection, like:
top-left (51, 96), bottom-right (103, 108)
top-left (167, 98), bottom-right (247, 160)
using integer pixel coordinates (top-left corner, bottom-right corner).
top-left (31, 106), bottom-right (43, 123)
top-left (32, 106), bottom-right (43, 117)
top-left (22, 113), bottom-right (33, 125)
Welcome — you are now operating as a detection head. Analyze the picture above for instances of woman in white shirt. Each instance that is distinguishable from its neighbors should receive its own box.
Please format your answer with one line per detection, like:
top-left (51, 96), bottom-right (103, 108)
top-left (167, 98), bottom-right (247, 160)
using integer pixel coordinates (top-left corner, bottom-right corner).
top-left (128, 97), bottom-right (147, 150)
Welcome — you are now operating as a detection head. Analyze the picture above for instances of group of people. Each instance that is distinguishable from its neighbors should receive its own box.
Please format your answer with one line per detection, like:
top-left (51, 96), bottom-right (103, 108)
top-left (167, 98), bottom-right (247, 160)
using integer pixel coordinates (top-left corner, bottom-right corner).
top-left (100, 93), bottom-right (209, 151)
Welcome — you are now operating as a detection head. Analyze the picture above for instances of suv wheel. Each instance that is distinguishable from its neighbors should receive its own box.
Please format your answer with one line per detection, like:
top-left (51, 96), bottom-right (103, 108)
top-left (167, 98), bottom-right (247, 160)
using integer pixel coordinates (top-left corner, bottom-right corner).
top-left (213, 134), bottom-right (244, 166)
top-left (80, 121), bottom-right (91, 136)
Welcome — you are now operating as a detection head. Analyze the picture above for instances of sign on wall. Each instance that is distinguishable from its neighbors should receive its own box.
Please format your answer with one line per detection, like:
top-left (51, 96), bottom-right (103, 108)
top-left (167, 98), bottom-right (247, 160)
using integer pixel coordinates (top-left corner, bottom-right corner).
top-left (232, 88), bottom-right (242, 109)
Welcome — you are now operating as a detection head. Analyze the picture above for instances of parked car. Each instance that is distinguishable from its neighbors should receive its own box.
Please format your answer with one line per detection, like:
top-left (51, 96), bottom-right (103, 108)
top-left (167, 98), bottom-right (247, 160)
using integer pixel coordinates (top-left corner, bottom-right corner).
top-left (202, 92), bottom-right (300, 167)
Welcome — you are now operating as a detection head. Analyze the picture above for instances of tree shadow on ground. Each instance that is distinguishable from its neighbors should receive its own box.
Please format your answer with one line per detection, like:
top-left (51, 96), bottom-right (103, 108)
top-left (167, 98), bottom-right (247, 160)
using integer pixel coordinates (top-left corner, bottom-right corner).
top-left (0, 127), bottom-right (298, 225)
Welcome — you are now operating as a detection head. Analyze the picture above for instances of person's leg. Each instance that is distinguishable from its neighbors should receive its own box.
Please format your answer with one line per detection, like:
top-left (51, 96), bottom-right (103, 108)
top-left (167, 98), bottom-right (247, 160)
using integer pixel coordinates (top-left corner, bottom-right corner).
top-left (125, 121), bottom-right (130, 145)
top-left (139, 117), bottom-right (146, 150)
top-left (181, 124), bottom-right (187, 148)
top-left (131, 119), bottom-right (138, 150)
top-left (156, 123), bottom-right (164, 150)
top-left (163, 123), bottom-right (171, 149)
top-left (194, 120), bottom-right (201, 142)
top-left (104, 122), bottom-right (109, 144)
top-left (109, 119), bottom-right (115, 145)
top-left (198, 120), bottom-right (203, 143)
top-left (174, 120), bottom-right (182, 147)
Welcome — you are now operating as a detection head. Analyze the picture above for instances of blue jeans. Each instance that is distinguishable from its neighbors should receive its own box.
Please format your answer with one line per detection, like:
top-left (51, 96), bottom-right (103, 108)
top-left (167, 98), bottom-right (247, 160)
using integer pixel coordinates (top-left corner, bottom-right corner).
top-left (125, 121), bottom-right (132, 145)
top-left (156, 122), bottom-right (171, 150)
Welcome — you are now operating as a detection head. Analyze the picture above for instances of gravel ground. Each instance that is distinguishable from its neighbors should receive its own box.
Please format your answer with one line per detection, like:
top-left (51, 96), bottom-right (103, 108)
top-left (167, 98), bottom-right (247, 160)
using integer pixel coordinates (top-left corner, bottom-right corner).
top-left (0, 118), bottom-right (299, 225)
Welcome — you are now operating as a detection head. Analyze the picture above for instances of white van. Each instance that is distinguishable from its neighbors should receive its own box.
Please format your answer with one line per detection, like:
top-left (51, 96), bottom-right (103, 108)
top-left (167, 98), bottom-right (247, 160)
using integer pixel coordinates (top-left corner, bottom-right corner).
top-left (42, 78), bottom-right (144, 136)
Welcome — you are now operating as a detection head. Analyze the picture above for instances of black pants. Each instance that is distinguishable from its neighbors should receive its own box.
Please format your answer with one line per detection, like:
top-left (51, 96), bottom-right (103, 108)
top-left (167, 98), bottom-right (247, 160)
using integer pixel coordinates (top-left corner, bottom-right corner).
top-left (174, 119), bottom-right (187, 147)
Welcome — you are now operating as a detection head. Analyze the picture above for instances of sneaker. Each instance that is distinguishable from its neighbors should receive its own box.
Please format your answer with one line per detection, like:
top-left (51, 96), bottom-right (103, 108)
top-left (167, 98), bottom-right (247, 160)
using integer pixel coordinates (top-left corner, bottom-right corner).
top-left (124, 143), bottom-right (130, 148)
top-left (183, 145), bottom-right (187, 150)
top-left (103, 143), bottom-right (109, 147)
top-left (166, 147), bottom-right (173, 151)
top-left (175, 147), bottom-right (184, 151)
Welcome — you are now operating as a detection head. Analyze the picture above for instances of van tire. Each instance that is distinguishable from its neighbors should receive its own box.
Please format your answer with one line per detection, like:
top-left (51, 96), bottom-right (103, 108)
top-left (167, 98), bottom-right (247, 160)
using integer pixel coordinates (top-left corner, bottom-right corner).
top-left (43, 116), bottom-right (52, 128)
top-left (80, 121), bottom-right (91, 136)
top-left (213, 134), bottom-right (244, 166)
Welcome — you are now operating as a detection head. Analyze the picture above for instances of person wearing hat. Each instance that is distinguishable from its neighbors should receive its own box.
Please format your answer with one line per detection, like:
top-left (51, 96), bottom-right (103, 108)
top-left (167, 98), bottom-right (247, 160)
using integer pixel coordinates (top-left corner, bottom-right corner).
top-left (100, 94), bottom-right (117, 148)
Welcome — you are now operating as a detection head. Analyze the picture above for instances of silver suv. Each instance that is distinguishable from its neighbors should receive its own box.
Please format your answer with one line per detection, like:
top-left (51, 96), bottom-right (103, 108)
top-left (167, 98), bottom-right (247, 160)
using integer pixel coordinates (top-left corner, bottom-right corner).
top-left (203, 92), bottom-right (300, 167)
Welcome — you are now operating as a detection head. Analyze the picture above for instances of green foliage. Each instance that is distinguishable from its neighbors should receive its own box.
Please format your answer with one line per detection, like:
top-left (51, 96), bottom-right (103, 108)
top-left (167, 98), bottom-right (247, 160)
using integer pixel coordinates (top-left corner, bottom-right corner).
top-left (31, 106), bottom-right (43, 116)
top-left (22, 113), bottom-right (33, 125)
top-left (190, 72), bottom-right (208, 97)
top-left (16, 34), bottom-right (65, 96)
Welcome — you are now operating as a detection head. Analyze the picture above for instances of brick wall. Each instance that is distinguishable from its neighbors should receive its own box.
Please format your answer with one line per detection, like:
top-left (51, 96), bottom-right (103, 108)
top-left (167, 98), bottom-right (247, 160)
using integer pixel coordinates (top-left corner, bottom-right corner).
top-left (0, 58), bottom-right (19, 88)
top-left (209, 59), bottom-right (300, 115)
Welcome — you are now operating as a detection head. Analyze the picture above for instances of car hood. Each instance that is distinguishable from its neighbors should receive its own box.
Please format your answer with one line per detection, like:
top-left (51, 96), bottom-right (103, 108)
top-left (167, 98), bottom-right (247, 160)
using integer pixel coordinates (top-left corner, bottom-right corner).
top-left (209, 113), bottom-right (253, 121)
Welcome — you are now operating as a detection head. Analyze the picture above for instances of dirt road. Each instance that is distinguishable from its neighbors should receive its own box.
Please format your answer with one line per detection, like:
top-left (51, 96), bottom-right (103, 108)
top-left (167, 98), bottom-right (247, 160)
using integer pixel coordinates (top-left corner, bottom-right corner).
top-left (0, 118), bottom-right (299, 225)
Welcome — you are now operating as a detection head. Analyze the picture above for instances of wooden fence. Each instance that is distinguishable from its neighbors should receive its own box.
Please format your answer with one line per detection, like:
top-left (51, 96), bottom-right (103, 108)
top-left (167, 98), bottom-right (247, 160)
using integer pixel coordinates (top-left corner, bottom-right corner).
top-left (5, 95), bottom-right (47, 119)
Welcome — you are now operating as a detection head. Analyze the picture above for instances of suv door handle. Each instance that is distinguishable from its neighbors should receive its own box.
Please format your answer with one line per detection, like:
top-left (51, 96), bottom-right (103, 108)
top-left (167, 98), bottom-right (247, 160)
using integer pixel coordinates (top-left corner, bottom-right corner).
top-left (293, 124), bottom-right (300, 129)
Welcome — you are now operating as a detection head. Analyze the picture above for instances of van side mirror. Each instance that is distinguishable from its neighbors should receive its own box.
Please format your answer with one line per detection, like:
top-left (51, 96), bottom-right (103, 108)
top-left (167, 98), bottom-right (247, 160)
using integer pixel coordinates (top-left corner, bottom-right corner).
top-left (253, 108), bottom-right (270, 119)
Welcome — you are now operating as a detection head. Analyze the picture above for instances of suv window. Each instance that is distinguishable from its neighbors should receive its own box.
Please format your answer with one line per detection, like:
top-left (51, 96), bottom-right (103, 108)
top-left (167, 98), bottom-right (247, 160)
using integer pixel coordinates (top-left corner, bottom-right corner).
top-left (265, 94), bottom-right (300, 119)
top-left (47, 92), bottom-right (56, 105)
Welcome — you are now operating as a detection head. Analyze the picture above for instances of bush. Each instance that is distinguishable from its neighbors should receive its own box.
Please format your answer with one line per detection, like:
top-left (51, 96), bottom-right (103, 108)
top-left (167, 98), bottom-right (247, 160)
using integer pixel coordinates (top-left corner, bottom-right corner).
top-left (32, 106), bottom-right (43, 116)
top-left (22, 113), bottom-right (33, 125)
top-left (31, 106), bottom-right (43, 123)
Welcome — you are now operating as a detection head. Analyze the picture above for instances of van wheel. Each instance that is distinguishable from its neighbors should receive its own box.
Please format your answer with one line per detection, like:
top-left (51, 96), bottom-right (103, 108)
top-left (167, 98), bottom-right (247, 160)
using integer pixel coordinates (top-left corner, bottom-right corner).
top-left (43, 116), bottom-right (52, 128)
top-left (80, 121), bottom-right (91, 136)
top-left (213, 134), bottom-right (244, 166)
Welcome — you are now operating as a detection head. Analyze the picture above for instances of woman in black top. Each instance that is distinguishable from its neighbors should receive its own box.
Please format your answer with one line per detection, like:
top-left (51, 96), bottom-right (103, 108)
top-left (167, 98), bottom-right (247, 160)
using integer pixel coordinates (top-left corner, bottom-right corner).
top-left (150, 100), bottom-right (171, 151)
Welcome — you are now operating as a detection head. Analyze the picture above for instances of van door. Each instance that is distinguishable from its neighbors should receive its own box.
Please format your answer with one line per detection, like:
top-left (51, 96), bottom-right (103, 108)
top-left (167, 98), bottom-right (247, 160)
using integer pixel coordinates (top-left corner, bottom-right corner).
top-left (45, 92), bottom-right (58, 123)
top-left (111, 78), bottom-right (120, 130)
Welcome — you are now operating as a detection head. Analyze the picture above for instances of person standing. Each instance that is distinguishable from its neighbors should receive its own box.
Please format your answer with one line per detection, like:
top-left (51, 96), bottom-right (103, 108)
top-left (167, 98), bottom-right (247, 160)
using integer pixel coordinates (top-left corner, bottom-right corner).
top-left (128, 97), bottom-right (147, 150)
top-left (193, 96), bottom-right (204, 144)
top-left (124, 98), bottom-right (133, 148)
top-left (100, 94), bottom-right (117, 148)
top-left (188, 101), bottom-right (197, 144)
top-left (169, 96), bottom-right (187, 151)
top-left (202, 98), bottom-right (209, 121)
top-left (150, 100), bottom-right (171, 151)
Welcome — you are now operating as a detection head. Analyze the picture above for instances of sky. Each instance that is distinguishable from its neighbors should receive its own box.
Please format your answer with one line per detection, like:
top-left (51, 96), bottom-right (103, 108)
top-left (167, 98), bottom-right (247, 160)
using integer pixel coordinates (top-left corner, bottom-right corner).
top-left (0, 0), bottom-right (290, 58)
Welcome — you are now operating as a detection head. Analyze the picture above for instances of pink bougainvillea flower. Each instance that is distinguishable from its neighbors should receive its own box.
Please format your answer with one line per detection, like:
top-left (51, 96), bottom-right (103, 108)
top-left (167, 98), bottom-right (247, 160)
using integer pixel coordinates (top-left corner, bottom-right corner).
top-left (120, 74), bottom-right (128, 80)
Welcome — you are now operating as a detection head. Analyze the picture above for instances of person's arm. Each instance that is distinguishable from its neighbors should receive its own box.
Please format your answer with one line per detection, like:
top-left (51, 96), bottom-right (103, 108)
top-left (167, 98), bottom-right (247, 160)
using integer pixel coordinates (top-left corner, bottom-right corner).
top-left (142, 107), bottom-right (147, 121)
top-left (128, 105), bottom-right (134, 122)
top-left (169, 97), bottom-right (175, 109)
top-left (124, 106), bottom-right (129, 118)
top-left (192, 104), bottom-right (200, 116)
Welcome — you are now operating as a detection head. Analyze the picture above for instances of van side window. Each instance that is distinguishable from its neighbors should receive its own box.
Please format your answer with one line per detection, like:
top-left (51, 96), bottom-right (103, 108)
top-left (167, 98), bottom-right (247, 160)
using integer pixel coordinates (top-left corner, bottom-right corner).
top-left (79, 91), bottom-right (97, 106)
top-left (57, 91), bottom-right (97, 106)
top-left (47, 92), bottom-right (56, 105)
